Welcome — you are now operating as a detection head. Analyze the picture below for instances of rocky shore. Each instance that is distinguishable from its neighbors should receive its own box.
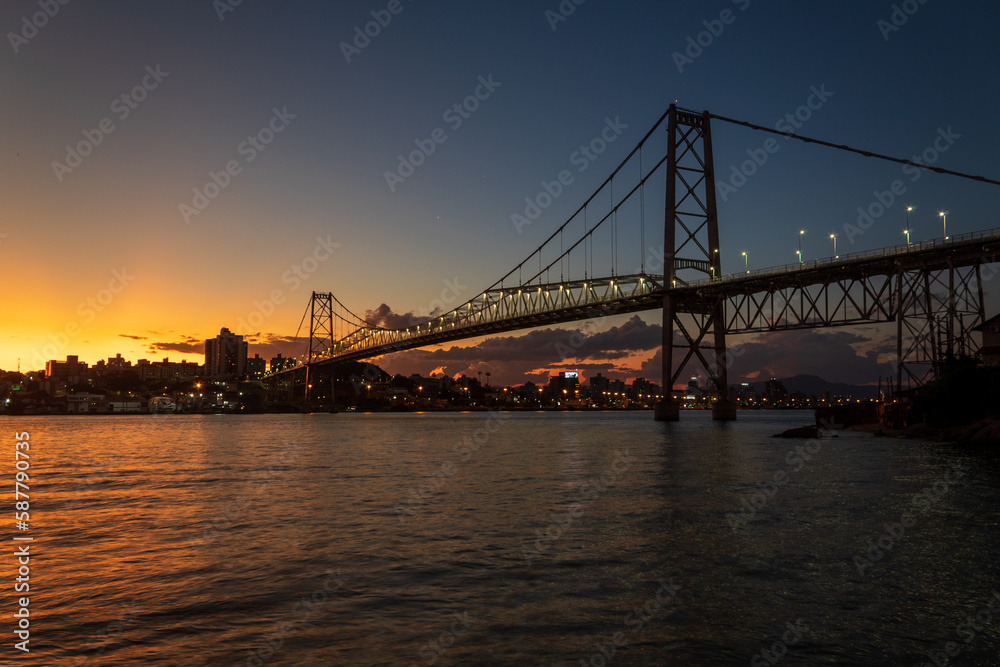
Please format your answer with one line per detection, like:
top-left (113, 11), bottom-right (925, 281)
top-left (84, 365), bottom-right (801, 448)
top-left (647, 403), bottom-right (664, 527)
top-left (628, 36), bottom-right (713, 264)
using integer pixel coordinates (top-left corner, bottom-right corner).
top-left (850, 417), bottom-right (1000, 444)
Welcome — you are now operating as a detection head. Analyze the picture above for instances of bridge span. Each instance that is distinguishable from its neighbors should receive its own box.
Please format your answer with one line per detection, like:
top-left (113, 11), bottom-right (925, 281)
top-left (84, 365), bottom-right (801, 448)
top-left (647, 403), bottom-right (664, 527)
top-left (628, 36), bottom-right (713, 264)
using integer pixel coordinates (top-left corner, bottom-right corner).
top-left (265, 105), bottom-right (1000, 420)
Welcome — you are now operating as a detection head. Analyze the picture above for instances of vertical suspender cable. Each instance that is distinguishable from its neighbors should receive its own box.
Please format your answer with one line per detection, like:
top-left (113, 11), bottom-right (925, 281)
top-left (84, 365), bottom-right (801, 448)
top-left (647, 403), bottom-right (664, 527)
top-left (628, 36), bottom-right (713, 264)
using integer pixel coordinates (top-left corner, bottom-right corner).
top-left (640, 146), bottom-right (645, 274)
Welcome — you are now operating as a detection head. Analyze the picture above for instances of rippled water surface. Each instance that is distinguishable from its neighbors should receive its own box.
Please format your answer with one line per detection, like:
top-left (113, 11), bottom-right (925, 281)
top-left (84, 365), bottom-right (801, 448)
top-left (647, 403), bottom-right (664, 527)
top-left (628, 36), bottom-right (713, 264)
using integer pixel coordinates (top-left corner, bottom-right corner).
top-left (3, 411), bottom-right (1000, 665)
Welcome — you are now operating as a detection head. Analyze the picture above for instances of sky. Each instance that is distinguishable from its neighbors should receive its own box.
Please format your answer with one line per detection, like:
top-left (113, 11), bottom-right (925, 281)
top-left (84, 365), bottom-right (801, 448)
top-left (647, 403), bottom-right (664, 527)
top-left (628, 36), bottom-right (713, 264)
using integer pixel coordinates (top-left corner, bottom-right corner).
top-left (3, 0), bottom-right (999, 388)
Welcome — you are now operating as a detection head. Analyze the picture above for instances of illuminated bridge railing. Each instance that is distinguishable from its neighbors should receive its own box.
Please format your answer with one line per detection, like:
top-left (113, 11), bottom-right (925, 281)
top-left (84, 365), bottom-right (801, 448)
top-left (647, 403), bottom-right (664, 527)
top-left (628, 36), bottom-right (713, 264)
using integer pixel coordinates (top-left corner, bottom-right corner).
top-left (315, 274), bottom-right (663, 362)
top-left (687, 225), bottom-right (1000, 287)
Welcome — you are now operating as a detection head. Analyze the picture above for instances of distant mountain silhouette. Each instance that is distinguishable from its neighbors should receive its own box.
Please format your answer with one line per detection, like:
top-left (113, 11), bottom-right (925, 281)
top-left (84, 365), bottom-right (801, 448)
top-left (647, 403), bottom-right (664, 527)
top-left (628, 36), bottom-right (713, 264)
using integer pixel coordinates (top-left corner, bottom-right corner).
top-left (744, 374), bottom-right (878, 399)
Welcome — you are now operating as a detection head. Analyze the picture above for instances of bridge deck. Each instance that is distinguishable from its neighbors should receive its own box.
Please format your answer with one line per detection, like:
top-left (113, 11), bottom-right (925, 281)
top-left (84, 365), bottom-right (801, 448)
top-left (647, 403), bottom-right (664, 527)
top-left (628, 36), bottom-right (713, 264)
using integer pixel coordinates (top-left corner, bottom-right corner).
top-left (267, 227), bottom-right (1000, 375)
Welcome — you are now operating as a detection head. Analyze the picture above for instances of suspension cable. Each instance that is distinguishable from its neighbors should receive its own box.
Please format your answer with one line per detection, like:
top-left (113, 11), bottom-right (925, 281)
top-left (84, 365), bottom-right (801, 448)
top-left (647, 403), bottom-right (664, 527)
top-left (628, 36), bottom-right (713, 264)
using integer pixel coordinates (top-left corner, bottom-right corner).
top-left (709, 113), bottom-right (1000, 186)
top-left (290, 299), bottom-right (310, 362)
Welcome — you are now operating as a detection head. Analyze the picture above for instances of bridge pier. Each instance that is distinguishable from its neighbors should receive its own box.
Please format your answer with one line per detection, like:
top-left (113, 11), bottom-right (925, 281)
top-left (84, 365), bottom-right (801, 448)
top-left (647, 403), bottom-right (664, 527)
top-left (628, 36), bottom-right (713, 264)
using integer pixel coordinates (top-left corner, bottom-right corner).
top-left (711, 399), bottom-right (738, 421)
top-left (654, 398), bottom-right (680, 422)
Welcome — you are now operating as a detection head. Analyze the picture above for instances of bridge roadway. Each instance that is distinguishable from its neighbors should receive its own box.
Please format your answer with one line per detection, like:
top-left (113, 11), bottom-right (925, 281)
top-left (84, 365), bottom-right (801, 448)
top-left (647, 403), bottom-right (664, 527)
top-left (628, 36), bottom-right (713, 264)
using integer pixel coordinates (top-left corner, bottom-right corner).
top-left (270, 226), bottom-right (1000, 374)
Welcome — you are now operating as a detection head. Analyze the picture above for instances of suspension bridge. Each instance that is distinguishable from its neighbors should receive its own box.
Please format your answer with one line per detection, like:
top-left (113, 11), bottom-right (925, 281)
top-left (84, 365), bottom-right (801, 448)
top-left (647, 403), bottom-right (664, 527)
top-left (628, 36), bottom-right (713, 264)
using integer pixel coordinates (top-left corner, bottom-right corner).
top-left (264, 105), bottom-right (1000, 420)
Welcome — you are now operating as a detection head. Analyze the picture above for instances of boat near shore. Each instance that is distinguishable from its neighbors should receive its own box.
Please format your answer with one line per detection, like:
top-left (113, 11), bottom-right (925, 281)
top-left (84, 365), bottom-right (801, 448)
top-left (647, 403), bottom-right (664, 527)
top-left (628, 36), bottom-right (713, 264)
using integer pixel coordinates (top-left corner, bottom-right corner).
top-left (150, 396), bottom-right (177, 413)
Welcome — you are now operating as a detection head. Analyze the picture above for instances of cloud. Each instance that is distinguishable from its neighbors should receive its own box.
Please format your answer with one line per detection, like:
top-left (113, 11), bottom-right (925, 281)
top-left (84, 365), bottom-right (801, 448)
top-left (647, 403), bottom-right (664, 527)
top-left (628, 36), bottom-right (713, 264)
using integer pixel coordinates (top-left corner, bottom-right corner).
top-left (364, 303), bottom-right (438, 329)
top-left (728, 328), bottom-right (895, 386)
top-left (147, 338), bottom-right (202, 355)
top-left (119, 334), bottom-right (147, 340)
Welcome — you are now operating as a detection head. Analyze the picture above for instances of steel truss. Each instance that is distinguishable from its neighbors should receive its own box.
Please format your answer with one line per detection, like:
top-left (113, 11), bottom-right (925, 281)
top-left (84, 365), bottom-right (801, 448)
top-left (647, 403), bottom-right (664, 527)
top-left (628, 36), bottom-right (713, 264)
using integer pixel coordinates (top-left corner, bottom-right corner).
top-left (309, 292), bottom-right (334, 363)
top-left (896, 263), bottom-right (984, 390)
top-left (658, 105), bottom-right (733, 420)
top-left (310, 275), bottom-right (662, 364)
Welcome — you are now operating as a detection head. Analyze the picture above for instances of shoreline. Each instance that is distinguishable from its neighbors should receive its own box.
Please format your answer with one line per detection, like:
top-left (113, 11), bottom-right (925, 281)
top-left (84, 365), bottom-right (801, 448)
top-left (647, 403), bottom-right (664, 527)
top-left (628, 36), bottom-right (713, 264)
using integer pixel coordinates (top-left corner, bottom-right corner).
top-left (848, 418), bottom-right (1000, 445)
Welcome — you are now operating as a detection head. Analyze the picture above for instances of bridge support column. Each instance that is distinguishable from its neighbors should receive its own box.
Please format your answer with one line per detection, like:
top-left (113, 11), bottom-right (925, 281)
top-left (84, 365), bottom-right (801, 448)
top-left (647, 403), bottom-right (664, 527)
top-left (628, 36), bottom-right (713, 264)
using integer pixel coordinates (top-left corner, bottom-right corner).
top-left (657, 105), bottom-right (736, 421)
top-left (712, 399), bottom-right (738, 421)
top-left (654, 398), bottom-right (680, 421)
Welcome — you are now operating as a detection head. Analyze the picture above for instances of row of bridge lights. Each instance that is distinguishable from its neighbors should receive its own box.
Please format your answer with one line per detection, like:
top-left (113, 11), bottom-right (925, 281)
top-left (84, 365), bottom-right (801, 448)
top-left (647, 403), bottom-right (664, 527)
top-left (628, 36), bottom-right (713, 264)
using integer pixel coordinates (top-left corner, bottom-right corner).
top-left (734, 208), bottom-right (952, 274)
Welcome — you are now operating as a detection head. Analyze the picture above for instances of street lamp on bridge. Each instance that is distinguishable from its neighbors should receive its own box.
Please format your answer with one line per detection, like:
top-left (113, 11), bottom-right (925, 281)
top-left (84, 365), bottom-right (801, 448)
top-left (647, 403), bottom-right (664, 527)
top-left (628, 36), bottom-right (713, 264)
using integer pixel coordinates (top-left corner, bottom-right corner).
top-left (904, 228), bottom-right (911, 248)
top-left (906, 205), bottom-right (914, 235)
top-left (939, 211), bottom-right (949, 240)
top-left (829, 233), bottom-right (837, 259)
top-left (742, 251), bottom-right (748, 274)
top-left (798, 230), bottom-right (805, 265)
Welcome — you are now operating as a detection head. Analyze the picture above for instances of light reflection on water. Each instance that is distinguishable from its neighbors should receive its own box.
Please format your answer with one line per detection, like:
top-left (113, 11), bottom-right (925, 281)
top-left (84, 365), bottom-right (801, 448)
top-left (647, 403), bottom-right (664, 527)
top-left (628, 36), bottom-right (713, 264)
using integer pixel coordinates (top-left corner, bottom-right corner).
top-left (3, 411), bottom-right (999, 665)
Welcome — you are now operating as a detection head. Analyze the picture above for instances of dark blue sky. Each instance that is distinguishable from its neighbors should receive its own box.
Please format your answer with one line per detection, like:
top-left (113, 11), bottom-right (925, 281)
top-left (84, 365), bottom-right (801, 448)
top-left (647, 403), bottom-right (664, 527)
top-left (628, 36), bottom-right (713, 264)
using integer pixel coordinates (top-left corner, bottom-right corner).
top-left (3, 0), bottom-right (998, 384)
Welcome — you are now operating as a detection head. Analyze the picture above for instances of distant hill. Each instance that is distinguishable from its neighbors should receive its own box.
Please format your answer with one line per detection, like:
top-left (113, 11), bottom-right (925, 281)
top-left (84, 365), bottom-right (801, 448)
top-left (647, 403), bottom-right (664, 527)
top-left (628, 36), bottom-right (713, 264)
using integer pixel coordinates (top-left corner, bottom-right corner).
top-left (744, 374), bottom-right (878, 399)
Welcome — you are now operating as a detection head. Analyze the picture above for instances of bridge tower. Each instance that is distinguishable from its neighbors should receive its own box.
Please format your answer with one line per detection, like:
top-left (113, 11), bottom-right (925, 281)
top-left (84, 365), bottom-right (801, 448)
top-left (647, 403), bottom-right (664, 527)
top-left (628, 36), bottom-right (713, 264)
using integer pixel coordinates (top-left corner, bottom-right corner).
top-left (655, 106), bottom-right (737, 421)
top-left (305, 292), bottom-right (334, 401)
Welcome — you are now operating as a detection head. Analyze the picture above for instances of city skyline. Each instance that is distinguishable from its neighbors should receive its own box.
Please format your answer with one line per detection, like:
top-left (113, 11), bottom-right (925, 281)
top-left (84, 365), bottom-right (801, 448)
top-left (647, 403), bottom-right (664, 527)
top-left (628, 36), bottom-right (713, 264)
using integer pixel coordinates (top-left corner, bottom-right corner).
top-left (3, 2), bottom-right (1000, 387)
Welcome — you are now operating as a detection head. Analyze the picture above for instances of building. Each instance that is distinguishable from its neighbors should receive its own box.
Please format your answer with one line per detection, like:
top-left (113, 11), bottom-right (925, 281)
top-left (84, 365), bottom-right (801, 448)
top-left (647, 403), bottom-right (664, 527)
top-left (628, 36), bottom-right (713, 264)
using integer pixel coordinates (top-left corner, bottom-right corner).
top-left (589, 373), bottom-right (611, 394)
top-left (246, 354), bottom-right (266, 380)
top-left (764, 377), bottom-right (788, 404)
top-left (269, 353), bottom-right (294, 373)
top-left (138, 358), bottom-right (202, 382)
top-left (45, 355), bottom-right (88, 382)
top-left (107, 353), bottom-right (131, 372)
top-left (632, 377), bottom-right (660, 401)
top-left (108, 400), bottom-right (142, 413)
top-left (547, 372), bottom-right (581, 400)
top-left (204, 328), bottom-right (248, 379)
top-left (735, 382), bottom-right (756, 406)
top-left (974, 313), bottom-right (1000, 366)
top-left (67, 393), bottom-right (107, 414)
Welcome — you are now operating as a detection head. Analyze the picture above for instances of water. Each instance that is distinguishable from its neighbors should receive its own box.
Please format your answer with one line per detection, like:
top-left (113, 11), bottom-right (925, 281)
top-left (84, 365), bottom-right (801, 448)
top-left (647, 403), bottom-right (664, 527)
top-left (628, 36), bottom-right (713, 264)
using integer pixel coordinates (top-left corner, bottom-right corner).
top-left (3, 411), bottom-right (999, 665)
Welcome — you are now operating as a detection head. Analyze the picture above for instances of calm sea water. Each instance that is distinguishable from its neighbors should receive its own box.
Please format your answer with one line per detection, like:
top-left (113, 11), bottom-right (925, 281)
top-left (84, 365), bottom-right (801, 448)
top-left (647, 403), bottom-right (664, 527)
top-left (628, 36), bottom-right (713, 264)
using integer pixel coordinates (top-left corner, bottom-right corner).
top-left (2, 411), bottom-right (999, 665)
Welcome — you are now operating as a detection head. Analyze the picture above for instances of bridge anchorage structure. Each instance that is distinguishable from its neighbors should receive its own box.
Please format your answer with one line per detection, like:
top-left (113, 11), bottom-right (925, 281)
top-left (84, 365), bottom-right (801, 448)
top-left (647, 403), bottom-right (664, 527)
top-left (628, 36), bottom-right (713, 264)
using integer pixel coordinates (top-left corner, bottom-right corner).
top-left (269, 104), bottom-right (1000, 420)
